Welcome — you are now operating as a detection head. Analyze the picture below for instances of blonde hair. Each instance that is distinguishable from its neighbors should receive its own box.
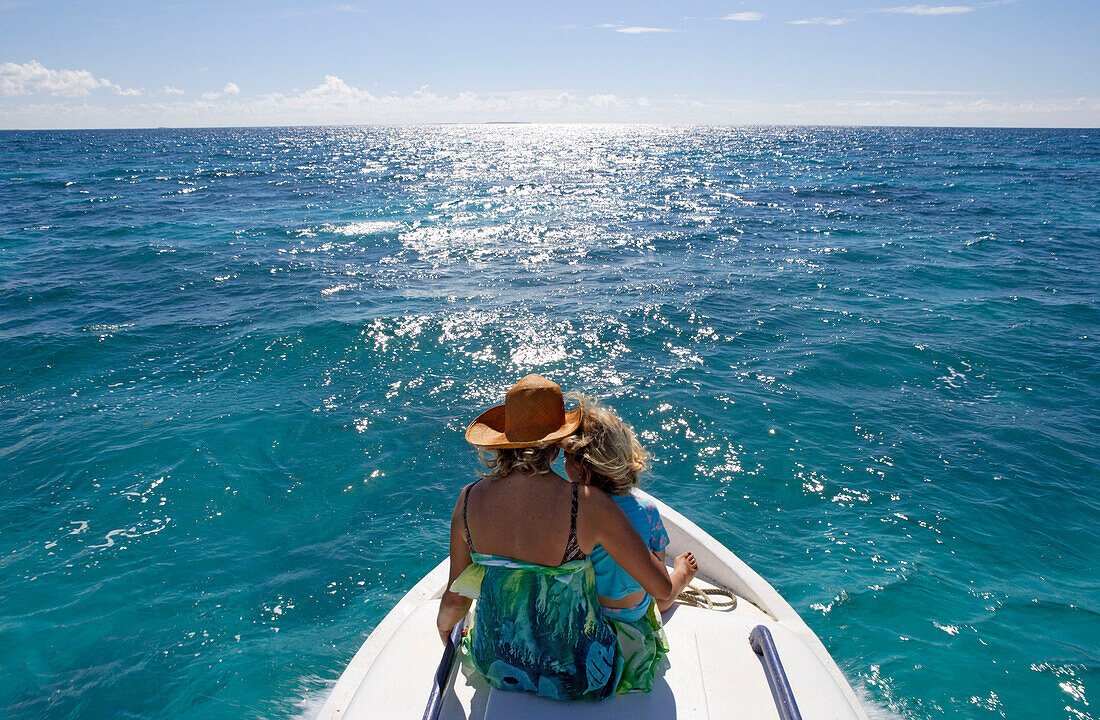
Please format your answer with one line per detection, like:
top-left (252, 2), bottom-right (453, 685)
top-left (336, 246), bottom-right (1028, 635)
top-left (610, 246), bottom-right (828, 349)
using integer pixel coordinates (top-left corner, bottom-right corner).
top-left (558, 393), bottom-right (650, 495)
top-left (476, 445), bottom-right (558, 480)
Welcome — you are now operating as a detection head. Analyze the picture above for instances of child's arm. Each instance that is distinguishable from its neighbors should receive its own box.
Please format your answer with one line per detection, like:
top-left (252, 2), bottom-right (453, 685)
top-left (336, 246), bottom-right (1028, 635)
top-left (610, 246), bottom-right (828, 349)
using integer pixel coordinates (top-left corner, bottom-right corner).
top-left (657, 551), bottom-right (697, 612)
top-left (648, 505), bottom-right (698, 611)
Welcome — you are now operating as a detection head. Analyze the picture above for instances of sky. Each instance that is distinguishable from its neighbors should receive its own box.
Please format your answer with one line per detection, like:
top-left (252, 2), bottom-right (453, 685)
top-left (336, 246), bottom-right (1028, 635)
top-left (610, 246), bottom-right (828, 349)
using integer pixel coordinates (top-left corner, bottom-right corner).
top-left (1, 0), bottom-right (1097, 128)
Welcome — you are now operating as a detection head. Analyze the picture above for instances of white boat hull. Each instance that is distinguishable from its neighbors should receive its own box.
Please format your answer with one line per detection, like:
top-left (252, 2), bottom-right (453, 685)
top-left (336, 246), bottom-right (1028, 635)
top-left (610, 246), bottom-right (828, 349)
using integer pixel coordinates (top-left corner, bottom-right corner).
top-left (316, 491), bottom-right (870, 720)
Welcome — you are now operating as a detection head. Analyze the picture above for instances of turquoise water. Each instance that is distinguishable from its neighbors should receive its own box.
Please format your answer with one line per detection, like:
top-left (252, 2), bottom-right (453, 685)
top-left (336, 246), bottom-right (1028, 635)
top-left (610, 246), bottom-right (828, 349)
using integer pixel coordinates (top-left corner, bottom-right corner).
top-left (1, 125), bottom-right (1097, 719)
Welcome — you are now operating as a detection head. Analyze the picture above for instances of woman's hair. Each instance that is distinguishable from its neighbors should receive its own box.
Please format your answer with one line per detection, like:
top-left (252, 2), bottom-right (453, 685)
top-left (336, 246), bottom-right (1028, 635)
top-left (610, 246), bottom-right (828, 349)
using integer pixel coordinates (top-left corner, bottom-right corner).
top-left (476, 445), bottom-right (559, 480)
top-left (558, 393), bottom-right (650, 495)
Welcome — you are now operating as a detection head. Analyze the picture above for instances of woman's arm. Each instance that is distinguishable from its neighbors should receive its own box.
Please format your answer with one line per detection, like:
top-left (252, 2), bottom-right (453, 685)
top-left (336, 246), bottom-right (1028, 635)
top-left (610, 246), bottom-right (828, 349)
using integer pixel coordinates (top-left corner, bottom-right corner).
top-left (436, 489), bottom-right (474, 643)
top-left (582, 487), bottom-right (674, 601)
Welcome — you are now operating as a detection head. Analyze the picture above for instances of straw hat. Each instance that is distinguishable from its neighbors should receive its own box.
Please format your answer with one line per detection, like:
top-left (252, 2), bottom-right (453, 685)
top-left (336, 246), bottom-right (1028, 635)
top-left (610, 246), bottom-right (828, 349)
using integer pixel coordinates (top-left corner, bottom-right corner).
top-left (465, 374), bottom-right (581, 449)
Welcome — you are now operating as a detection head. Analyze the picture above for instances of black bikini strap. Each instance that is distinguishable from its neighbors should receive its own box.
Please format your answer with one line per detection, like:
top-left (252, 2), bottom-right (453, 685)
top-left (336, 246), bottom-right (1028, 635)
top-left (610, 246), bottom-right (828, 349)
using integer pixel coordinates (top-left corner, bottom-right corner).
top-left (561, 481), bottom-right (584, 563)
top-left (569, 481), bottom-right (579, 538)
top-left (462, 480), bottom-right (480, 553)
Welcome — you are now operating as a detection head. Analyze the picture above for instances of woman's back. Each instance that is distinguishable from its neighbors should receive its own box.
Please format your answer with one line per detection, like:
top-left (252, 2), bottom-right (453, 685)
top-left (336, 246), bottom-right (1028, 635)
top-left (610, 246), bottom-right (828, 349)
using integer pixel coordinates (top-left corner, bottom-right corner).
top-left (462, 472), bottom-right (582, 566)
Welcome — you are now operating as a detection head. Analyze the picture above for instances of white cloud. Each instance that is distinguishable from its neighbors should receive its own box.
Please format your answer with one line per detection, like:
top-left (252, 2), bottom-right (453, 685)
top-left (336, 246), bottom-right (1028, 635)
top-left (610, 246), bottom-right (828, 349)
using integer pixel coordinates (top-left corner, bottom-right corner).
top-left (3, 73), bottom-right (1097, 128)
top-left (615, 26), bottom-right (674, 34)
top-left (723, 11), bottom-right (763, 21)
top-left (863, 89), bottom-right (987, 95)
top-left (587, 93), bottom-right (621, 107)
top-left (0, 60), bottom-right (141, 97)
top-left (763, 96), bottom-right (1100, 126)
top-left (200, 82), bottom-right (242, 100)
top-left (301, 74), bottom-right (375, 100)
top-left (0, 75), bottom-right (667, 126)
top-left (792, 2), bottom-right (996, 25)
top-left (0, 60), bottom-right (111, 97)
top-left (162, 85), bottom-right (185, 95)
top-left (598, 23), bottom-right (674, 34)
top-left (880, 4), bottom-right (975, 15)
top-left (789, 17), bottom-right (850, 25)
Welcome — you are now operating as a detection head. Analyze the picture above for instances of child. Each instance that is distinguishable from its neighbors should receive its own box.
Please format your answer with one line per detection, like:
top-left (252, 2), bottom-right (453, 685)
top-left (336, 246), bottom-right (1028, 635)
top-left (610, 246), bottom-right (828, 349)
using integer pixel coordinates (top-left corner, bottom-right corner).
top-left (559, 394), bottom-right (698, 693)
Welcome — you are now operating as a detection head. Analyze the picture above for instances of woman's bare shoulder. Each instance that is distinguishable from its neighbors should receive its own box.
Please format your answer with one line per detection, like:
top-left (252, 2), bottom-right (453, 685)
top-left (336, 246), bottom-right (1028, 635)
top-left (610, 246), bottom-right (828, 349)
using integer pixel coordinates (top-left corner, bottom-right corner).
top-left (577, 483), bottom-right (621, 516)
top-left (450, 479), bottom-right (482, 513)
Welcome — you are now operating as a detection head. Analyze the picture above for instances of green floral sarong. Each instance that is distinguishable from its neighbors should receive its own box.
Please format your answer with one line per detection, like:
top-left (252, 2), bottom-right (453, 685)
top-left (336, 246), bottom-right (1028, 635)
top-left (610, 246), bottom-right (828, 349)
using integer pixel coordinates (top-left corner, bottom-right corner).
top-left (450, 553), bottom-right (623, 701)
top-left (607, 599), bottom-right (669, 695)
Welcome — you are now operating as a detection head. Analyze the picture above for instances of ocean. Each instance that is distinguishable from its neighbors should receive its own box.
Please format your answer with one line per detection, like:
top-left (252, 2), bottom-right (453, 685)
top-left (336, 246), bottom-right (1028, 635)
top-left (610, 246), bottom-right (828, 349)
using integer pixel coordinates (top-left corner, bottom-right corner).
top-left (1, 125), bottom-right (1097, 719)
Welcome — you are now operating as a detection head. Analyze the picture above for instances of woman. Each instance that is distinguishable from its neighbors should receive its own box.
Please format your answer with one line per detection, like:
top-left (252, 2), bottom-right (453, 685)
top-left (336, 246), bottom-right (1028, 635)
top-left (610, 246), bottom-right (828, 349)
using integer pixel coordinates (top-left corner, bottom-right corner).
top-left (435, 374), bottom-right (685, 701)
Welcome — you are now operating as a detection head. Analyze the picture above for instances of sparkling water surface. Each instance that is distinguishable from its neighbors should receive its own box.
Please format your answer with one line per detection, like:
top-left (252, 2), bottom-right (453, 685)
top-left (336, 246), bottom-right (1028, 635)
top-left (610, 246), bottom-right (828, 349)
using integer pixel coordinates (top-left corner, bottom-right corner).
top-left (1, 125), bottom-right (1098, 719)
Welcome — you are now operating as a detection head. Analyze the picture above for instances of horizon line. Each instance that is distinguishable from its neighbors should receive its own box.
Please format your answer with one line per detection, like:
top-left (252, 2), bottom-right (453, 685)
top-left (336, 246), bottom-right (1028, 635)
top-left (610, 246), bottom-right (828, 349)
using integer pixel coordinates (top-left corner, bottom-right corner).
top-left (2, 121), bottom-right (1098, 132)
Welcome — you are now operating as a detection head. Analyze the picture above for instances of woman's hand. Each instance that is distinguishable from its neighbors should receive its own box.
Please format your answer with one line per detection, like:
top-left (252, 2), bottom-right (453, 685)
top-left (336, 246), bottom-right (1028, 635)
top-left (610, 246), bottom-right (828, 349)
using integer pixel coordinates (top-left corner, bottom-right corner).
top-left (437, 590), bottom-right (471, 644)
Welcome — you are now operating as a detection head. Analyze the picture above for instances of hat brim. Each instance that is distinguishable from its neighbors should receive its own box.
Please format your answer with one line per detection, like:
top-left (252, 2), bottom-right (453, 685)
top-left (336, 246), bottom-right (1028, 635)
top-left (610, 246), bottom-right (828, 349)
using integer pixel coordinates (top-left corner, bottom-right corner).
top-left (465, 406), bottom-right (581, 449)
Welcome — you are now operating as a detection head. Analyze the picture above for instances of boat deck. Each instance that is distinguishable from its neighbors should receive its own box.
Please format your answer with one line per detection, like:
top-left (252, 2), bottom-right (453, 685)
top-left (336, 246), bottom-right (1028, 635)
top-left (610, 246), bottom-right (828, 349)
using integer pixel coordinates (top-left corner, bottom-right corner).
top-left (319, 493), bottom-right (868, 720)
top-left (342, 577), bottom-right (857, 720)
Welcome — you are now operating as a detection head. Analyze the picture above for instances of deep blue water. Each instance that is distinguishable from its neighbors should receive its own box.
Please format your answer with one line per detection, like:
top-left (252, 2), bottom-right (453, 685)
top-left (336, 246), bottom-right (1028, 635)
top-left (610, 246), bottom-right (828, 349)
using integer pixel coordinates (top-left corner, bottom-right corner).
top-left (1, 125), bottom-right (1097, 720)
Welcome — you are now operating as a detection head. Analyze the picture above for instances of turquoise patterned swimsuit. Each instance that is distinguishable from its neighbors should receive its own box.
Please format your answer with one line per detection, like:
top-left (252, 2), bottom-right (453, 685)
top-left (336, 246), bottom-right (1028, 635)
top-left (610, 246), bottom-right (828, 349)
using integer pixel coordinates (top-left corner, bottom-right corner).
top-left (588, 493), bottom-right (671, 622)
